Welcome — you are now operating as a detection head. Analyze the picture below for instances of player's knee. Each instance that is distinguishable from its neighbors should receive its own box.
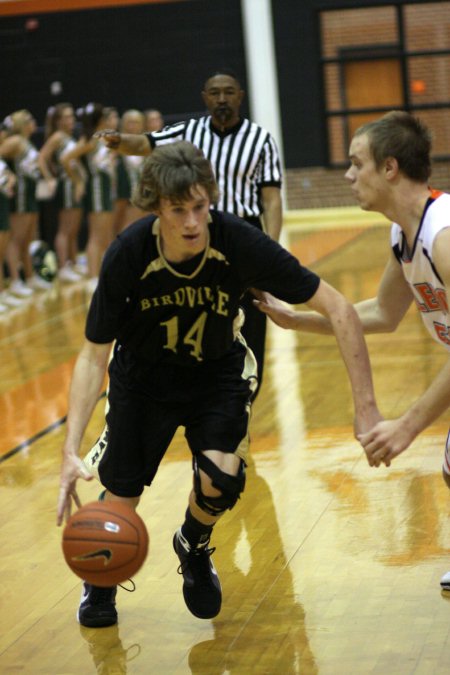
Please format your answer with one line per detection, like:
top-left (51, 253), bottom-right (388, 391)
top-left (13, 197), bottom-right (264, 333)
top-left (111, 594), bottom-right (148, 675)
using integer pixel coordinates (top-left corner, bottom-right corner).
top-left (193, 453), bottom-right (246, 517)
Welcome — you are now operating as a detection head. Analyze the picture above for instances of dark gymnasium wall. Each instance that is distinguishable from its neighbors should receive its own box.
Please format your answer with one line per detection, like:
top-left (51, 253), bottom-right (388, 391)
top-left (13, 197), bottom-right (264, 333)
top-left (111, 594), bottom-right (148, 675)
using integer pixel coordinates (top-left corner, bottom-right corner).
top-left (0, 1), bottom-right (249, 139)
top-left (0, 0), bottom-right (438, 169)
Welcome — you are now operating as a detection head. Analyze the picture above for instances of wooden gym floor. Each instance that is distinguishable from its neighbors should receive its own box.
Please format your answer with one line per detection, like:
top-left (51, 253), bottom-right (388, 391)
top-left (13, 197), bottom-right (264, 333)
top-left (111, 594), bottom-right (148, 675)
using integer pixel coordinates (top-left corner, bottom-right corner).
top-left (0, 209), bottom-right (449, 675)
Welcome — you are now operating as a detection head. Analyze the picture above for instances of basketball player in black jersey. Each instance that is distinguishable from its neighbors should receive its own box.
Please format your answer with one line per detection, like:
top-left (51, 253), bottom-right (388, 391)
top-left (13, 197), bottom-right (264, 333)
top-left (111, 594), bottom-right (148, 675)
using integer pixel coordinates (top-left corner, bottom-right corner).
top-left (95, 70), bottom-right (282, 398)
top-left (57, 141), bottom-right (381, 628)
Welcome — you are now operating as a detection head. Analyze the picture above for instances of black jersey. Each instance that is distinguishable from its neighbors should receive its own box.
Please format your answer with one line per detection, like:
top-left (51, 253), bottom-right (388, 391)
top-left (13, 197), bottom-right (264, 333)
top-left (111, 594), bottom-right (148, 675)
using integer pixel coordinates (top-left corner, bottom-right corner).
top-left (86, 210), bottom-right (320, 365)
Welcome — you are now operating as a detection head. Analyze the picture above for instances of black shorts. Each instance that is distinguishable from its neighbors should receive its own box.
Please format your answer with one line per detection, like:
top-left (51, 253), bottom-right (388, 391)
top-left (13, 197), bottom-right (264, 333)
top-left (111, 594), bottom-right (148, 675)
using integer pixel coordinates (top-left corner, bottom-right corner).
top-left (83, 340), bottom-right (257, 497)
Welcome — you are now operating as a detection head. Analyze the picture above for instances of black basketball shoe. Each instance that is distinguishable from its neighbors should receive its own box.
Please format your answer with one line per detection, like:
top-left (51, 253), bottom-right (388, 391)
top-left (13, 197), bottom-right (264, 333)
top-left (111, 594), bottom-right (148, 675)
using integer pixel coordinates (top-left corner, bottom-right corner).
top-left (173, 529), bottom-right (222, 619)
top-left (78, 582), bottom-right (118, 627)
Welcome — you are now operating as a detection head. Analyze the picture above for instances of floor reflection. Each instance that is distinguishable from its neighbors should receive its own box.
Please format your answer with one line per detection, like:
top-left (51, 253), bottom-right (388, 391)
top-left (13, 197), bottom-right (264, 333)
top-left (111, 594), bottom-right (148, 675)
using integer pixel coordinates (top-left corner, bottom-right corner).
top-left (311, 456), bottom-right (450, 566)
top-left (79, 623), bottom-right (141, 674)
top-left (188, 459), bottom-right (318, 675)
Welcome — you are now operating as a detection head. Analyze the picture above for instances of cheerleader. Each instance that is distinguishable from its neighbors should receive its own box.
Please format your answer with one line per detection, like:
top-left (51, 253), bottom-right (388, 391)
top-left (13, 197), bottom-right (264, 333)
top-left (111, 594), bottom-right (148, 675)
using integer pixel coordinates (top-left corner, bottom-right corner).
top-left (113, 109), bottom-right (146, 234)
top-left (0, 152), bottom-right (20, 311)
top-left (61, 103), bottom-right (115, 289)
top-left (38, 103), bottom-right (84, 283)
top-left (0, 110), bottom-right (49, 296)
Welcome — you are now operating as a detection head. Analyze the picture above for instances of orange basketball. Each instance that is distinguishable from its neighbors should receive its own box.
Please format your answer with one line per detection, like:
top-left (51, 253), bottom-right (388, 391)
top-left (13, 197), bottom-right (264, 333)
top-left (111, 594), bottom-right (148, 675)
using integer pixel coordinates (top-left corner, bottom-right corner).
top-left (62, 501), bottom-right (149, 586)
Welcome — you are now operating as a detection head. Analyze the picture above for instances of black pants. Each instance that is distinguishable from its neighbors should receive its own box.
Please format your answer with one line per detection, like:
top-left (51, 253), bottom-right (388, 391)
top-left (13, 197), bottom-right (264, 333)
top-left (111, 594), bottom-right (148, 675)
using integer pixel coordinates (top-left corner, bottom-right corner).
top-left (87, 342), bottom-right (256, 497)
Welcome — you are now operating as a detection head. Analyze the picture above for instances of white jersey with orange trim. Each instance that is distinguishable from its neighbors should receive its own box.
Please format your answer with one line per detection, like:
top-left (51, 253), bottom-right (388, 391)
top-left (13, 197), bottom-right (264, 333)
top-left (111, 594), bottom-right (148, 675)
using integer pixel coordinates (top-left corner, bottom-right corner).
top-left (391, 189), bottom-right (450, 353)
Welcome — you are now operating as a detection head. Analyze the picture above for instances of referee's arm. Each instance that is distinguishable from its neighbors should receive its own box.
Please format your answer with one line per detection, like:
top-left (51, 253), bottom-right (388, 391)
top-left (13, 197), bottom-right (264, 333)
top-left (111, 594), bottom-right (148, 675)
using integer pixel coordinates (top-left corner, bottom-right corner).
top-left (261, 185), bottom-right (282, 241)
top-left (95, 130), bottom-right (152, 156)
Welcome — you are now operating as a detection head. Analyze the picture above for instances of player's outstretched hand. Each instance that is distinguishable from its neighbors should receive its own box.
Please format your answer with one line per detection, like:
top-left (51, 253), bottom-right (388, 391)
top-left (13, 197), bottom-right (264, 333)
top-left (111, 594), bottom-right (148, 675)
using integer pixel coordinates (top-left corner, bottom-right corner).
top-left (357, 417), bottom-right (417, 468)
top-left (252, 290), bottom-right (299, 329)
top-left (94, 128), bottom-right (121, 149)
top-left (57, 454), bottom-right (93, 526)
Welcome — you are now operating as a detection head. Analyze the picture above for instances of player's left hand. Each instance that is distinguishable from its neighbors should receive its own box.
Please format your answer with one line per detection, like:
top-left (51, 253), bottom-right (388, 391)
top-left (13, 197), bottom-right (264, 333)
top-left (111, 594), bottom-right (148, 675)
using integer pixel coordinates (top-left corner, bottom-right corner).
top-left (357, 418), bottom-right (417, 468)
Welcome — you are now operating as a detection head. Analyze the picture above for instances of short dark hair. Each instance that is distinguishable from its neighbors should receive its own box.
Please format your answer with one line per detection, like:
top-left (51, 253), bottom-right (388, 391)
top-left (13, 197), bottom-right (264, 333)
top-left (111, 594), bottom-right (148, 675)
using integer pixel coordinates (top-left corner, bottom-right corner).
top-left (132, 141), bottom-right (219, 212)
top-left (203, 69), bottom-right (242, 90)
top-left (354, 110), bottom-right (432, 182)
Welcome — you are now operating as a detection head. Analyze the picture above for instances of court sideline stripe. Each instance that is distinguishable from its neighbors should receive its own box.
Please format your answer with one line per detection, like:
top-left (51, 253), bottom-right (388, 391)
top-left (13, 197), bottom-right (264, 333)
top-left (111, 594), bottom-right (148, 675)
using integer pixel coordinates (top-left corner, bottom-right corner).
top-left (0, 416), bottom-right (68, 464)
top-left (0, 392), bottom-right (106, 464)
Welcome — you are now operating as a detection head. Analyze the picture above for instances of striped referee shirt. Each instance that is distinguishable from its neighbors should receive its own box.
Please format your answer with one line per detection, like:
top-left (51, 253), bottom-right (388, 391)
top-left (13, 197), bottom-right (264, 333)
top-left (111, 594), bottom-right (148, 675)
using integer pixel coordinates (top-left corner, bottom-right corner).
top-left (146, 116), bottom-right (282, 220)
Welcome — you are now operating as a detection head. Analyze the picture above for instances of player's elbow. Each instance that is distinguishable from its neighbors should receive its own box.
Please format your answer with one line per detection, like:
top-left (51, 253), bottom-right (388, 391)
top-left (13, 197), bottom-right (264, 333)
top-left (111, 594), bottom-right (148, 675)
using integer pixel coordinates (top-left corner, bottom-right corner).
top-left (377, 307), bottom-right (403, 333)
top-left (327, 293), bottom-right (360, 331)
top-left (383, 318), bottom-right (401, 333)
top-left (355, 298), bottom-right (403, 334)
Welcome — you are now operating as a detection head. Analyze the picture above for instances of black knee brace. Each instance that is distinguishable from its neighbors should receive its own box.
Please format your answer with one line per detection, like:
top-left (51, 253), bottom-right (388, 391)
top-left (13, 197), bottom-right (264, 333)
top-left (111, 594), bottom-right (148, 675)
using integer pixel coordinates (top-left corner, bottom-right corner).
top-left (193, 453), bottom-right (246, 517)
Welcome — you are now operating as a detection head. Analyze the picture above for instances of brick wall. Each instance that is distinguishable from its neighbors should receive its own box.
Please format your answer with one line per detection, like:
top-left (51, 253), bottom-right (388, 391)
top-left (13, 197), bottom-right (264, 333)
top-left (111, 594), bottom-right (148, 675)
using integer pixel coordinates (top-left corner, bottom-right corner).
top-left (285, 160), bottom-right (450, 210)
top-left (321, 3), bottom-right (450, 164)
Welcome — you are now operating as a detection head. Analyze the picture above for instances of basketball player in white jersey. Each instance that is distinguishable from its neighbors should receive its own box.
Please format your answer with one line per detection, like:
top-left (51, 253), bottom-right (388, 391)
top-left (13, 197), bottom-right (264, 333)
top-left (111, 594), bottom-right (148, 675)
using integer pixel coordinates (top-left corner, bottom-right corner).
top-left (253, 111), bottom-right (450, 589)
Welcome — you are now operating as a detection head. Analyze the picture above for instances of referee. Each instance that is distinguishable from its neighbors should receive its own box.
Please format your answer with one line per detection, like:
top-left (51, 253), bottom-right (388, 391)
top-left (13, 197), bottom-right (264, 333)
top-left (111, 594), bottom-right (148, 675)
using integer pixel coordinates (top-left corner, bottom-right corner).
top-left (96, 70), bottom-right (283, 396)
